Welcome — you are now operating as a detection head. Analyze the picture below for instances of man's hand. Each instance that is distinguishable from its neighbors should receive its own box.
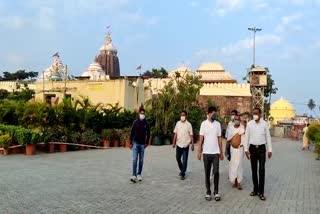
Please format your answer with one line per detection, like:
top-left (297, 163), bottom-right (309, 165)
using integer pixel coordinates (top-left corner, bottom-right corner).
top-left (129, 144), bottom-right (133, 150)
top-left (173, 144), bottom-right (176, 149)
top-left (219, 153), bottom-right (224, 160)
top-left (268, 152), bottom-right (272, 159)
top-left (191, 144), bottom-right (194, 151)
top-left (197, 152), bottom-right (202, 161)
top-left (245, 151), bottom-right (250, 160)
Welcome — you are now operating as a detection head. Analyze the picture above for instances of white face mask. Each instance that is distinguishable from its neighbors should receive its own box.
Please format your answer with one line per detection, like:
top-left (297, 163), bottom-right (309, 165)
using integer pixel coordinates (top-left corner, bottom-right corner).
top-left (139, 114), bottom-right (145, 120)
top-left (181, 116), bottom-right (186, 122)
top-left (253, 115), bottom-right (259, 121)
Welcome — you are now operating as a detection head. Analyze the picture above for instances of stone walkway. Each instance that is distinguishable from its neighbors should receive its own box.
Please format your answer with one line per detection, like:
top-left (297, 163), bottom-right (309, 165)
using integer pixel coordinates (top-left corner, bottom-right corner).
top-left (0, 138), bottom-right (319, 214)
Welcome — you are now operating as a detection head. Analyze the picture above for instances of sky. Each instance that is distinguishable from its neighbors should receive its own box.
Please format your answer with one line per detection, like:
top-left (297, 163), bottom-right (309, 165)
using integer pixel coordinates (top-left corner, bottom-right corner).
top-left (0, 0), bottom-right (320, 115)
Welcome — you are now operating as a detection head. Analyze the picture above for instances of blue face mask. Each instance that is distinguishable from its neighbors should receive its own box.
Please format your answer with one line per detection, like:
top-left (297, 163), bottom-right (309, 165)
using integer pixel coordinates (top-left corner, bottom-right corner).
top-left (211, 114), bottom-right (217, 122)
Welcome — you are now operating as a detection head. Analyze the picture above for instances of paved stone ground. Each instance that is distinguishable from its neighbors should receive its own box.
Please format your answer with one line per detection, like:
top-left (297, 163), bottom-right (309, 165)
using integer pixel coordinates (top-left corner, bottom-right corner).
top-left (0, 137), bottom-right (319, 214)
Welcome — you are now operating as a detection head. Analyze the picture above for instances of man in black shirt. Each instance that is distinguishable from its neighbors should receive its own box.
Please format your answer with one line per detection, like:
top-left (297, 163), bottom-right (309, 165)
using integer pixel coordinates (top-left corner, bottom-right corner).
top-left (129, 108), bottom-right (150, 182)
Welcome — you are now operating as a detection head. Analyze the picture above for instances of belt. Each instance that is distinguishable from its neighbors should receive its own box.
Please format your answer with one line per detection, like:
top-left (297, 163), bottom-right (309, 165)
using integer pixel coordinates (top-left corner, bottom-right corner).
top-left (250, 144), bottom-right (265, 148)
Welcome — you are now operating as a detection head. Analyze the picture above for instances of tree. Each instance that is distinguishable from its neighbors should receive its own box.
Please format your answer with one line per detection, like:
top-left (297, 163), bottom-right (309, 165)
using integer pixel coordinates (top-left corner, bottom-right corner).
top-left (142, 67), bottom-right (168, 78)
top-left (264, 68), bottom-right (278, 117)
top-left (0, 70), bottom-right (38, 81)
top-left (307, 98), bottom-right (318, 117)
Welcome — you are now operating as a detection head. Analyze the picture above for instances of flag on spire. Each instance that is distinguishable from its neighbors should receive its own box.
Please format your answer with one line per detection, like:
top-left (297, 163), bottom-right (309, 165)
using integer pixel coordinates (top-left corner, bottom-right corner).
top-left (136, 65), bottom-right (142, 70)
top-left (52, 52), bottom-right (59, 57)
top-left (106, 25), bottom-right (111, 29)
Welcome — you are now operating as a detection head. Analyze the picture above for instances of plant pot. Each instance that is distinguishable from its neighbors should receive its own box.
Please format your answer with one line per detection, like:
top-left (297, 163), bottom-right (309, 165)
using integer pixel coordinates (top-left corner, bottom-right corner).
top-left (113, 140), bottom-right (120, 147)
top-left (80, 145), bottom-right (85, 150)
top-left (26, 144), bottom-right (36, 155)
top-left (152, 135), bottom-right (163, 146)
top-left (163, 136), bottom-right (172, 145)
top-left (49, 143), bottom-right (55, 153)
top-left (3, 148), bottom-right (9, 155)
top-left (60, 144), bottom-right (67, 152)
top-left (103, 140), bottom-right (110, 148)
top-left (125, 140), bottom-right (131, 148)
top-left (11, 147), bottom-right (22, 154)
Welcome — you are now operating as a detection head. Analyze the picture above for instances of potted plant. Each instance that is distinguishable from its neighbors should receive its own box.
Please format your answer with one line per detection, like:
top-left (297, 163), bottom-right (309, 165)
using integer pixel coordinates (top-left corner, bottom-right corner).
top-left (81, 129), bottom-right (101, 147)
top-left (119, 127), bottom-right (131, 148)
top-left (0, 132), bottom-right (12, 155)
top-left (111, 129), bottom-right (120, 147)
top-left (101, 129), bottom-right (113, 148)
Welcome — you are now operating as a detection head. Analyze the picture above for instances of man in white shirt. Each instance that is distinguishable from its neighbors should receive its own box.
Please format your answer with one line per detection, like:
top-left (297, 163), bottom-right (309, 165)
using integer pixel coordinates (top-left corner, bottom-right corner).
top-left (225, 110), bottom-right (238, 161)
top-left (197, 106), bottom-right (224, 201)
top-left (244, 107), bottom-right (272, 201)
top-left (173, 110), bottom-right (194, 180)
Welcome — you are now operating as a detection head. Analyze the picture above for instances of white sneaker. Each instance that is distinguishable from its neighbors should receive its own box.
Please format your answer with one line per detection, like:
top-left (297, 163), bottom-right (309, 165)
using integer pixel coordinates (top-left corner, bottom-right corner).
top-left (137, 175), bottom-right (143, 181)
top-left (130, 176), bottom-right (137, 183)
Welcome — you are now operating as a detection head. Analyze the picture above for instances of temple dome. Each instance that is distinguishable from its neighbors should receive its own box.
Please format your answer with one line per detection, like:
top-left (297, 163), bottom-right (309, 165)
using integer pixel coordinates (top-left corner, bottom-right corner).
top-left (81, 61), bottom-right (108, 80)
top-left (269, 97), bottom-right (296, 125)
top-left (99, 32), bottom-right (117, 53)
top-left (197, 63), bottom-right (224, 71)
top-left (38, 55), bottom-right (65, 81)
top-left (168, 65), bottom-right (193, 78)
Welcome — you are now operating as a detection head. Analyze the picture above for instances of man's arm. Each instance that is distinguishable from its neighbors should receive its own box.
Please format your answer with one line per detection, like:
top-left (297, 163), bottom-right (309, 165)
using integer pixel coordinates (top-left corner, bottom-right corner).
top-left (218, 136), bottom-right (224, 160)
top-left (145, 122), bottom-right (151, 146)
top-left (244, 123), bottom-right (250, 159)
top-left (189, 123), bottom-right (194, 151)
top-left (266, 124), bottom-right (272, 158)
top-left (173, 133), bottom-right (177, 148)
top-left (129, 120), bottom-right (136, 144)
top-left (197, 135), bottom-right (204, 160)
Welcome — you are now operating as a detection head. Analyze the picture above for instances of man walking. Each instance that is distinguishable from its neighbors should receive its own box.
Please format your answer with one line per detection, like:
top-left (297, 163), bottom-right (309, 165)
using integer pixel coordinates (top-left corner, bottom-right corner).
top-left (227, 114), bottom-right (245, 190)
top-left (197, 106), bottom-right (224, 201)
top-left (225, 110), bottom-right (238, 161)
top-left (173, 110), bottom-right (194, 180)
top-left (244, 108), bottom-right (272, 201)
top-left (129, 108), bottom-right (150, 183)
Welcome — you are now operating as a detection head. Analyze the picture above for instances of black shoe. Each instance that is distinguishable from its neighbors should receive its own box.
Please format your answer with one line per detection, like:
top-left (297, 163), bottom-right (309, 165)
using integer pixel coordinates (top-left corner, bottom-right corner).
top-left (180, 175), bottom-right (185, 180)
top-left (259, 194), bottom-right (266, 201)
top-left (250, 192), bottom-right (258, 196)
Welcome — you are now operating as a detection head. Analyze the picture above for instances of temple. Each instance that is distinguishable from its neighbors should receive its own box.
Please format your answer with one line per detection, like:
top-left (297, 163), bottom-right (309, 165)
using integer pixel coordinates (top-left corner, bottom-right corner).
top-left (95, 32), bottom-right (120, 77)
top-left (38, 54), bottom-right (66, 81)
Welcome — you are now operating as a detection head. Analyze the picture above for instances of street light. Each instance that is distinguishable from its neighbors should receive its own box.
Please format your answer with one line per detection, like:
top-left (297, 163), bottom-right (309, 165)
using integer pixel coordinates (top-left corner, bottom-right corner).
top-left (248, 27), bottom-right (262, 66)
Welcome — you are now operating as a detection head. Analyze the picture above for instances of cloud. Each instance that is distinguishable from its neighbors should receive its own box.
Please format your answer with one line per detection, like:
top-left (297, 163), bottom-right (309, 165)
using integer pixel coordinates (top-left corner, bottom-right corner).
top-left (0, 16), bottom-right (26, 30)
top-left (315, 41), bottom-right (320, 48)
top-left (276, 13), bottom-right (303, 33)
top-left (279, 46), bottom-right (303, 60)
top-left (36, 6), bottom-right (56, 31)
top-left (213, 0), bottom-right (269, 16)
top-left (221, 34), bottom-right (281, 55)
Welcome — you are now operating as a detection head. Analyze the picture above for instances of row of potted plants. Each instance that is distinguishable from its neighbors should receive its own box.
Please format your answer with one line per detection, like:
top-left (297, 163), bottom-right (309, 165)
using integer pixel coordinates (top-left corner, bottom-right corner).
top-left (0, 124), bottom-right (133, 156)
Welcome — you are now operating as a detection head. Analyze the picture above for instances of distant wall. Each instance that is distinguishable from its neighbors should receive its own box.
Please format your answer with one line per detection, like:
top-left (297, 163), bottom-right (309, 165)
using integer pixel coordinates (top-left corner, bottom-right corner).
top-left (0, 81), bottom-right (35, 91)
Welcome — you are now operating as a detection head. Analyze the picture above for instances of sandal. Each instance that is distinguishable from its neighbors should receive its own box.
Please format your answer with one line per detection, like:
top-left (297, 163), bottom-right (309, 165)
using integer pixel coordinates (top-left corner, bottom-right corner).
top-left (214, 193), bottom-right (221, 201)
top-left (250, 192), bottom-right (258, 196)
top-left (237, 184), bottom-right (242, 190)
top-left (259, 195), bottom-right (266, 201)
top-left (205, 194), bottom-right (212, 201)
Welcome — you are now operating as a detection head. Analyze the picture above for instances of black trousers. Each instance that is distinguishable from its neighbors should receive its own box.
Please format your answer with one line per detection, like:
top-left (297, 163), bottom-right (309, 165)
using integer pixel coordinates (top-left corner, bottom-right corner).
top-left (249, 144), bottom-right (266, 195)
top-left (203, 154), bottom-right (219, 195)
top-left (176, 145), bottom-right (189, 176)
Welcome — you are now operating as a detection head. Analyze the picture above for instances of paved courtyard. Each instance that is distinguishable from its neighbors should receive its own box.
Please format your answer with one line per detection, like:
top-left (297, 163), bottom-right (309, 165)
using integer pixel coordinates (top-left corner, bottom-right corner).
top-left (0, 137), bottom-right (319, 214)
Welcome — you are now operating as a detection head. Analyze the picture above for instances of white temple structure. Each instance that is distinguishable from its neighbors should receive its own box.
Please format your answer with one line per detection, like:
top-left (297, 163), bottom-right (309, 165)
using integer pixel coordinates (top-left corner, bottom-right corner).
top-left (38, 54), bottom-right (66, 81)
top-left (81, 59), bottom-right (109, 81)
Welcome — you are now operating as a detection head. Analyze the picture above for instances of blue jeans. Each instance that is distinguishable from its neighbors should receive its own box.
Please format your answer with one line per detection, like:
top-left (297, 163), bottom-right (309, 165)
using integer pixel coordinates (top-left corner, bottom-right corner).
top-left (132, 142), bottom-right (145, 176)
top-left (176, 145), bottom-right (189, 176)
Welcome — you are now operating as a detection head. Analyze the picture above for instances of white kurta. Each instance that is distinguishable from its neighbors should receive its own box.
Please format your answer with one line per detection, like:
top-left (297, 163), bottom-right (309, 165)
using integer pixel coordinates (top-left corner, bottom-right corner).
top-left (227, 124), bottom-right (245, 184)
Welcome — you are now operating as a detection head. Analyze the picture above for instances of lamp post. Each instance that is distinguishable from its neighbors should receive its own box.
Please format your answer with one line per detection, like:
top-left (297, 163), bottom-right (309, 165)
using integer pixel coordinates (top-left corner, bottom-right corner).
top-left (248, 27), bottom-right (262, 66)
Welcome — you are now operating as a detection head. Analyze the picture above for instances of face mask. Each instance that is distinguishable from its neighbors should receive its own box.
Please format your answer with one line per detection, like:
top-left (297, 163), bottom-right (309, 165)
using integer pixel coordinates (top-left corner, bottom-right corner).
top-left (139, 114), bottom-right (145, 120)
top-left (181, 116), bottom-right (186, 122)
top-left (253, 115), bottom-right (259, 121)
top-left (234, 120), bottom-right (241, 126)
top-left (231, 115), bottom-right (235, 120)
top-left (211, 114), bottom-right (217, 122)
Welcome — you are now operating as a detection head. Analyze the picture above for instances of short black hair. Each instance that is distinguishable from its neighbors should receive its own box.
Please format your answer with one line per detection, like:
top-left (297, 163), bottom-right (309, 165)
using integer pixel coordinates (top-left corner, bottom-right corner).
top-left (139, 107), bottom-right (145, 113)
top-left (253, 107), bottom-right (262, 114)
top-left (181, 110), bottom-right (187, 115)
top-left (208, 106), bottom-right (217, 113)
top-left (231, 110), bottom-right (238, 115)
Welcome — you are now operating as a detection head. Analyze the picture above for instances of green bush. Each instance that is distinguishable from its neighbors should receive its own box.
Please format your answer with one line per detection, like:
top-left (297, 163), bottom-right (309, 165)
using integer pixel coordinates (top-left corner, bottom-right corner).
top-left (306, 123), bottom-right (320, 143)
top-left (0, 132), bottom-right (12, 148)
top-left (80, 130), bottom-right (101, 146)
